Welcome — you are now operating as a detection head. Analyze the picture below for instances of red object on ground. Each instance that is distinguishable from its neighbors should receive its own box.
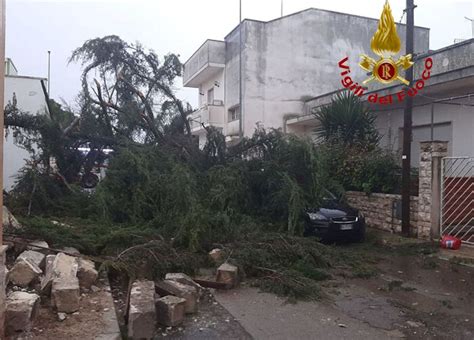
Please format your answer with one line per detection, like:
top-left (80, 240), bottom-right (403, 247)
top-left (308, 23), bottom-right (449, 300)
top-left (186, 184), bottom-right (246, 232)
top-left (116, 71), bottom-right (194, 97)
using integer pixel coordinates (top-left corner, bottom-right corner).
top-left (440, 235), bottom-right (462, 250)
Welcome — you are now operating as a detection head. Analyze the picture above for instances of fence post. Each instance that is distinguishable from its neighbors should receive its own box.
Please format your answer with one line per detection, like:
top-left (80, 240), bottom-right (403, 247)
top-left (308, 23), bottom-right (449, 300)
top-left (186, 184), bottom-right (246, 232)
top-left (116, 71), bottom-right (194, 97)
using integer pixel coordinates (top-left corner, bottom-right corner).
top-left (418, 141), bottom-right (448, 239)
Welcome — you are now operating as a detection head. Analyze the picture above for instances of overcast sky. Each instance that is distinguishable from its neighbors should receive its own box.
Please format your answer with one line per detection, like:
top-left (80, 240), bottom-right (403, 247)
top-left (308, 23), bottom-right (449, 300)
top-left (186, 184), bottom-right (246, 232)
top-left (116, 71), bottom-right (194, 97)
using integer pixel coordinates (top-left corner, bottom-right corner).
top-left (6, 0), bottom-right (474, 109)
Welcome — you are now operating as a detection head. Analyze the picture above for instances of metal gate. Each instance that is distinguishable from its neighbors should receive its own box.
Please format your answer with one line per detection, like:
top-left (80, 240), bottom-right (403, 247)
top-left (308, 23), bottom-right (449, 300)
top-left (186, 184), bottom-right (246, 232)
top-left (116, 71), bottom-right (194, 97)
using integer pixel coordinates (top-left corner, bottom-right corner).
top-left (441, 157), bottom-right (474, 245)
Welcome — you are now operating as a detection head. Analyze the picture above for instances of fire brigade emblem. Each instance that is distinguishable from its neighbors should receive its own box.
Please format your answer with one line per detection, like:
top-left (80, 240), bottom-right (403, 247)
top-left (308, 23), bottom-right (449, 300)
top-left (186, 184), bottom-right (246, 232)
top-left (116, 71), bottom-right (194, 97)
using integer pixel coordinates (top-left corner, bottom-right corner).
top-left (359, 1), bottom-right (414, 85)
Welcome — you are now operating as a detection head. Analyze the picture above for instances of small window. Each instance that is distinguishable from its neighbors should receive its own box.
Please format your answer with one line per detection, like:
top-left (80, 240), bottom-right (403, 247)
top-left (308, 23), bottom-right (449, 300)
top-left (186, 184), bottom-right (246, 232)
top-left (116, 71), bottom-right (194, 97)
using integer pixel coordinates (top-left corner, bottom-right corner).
top-left (228, 106), bottom-right (240, 122)
top-left (207, 88), bottom-right (214, 105)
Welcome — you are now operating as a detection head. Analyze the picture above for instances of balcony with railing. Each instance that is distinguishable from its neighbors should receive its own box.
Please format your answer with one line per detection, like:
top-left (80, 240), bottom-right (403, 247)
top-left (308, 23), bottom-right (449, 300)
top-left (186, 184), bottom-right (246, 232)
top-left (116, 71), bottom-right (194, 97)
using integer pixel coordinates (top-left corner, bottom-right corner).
top-left (189, 101), bottom-right (225, 134)
top-left (226, 119), bottom-right (240, 137)
top-left (183, 40), bottom-right (226, 88)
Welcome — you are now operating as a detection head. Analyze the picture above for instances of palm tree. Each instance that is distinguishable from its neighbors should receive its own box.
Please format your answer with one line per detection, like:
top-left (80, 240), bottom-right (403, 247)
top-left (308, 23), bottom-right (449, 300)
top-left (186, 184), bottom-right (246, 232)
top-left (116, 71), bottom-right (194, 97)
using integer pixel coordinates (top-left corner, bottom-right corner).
top-left (312, 91), bottom-right (380, 148)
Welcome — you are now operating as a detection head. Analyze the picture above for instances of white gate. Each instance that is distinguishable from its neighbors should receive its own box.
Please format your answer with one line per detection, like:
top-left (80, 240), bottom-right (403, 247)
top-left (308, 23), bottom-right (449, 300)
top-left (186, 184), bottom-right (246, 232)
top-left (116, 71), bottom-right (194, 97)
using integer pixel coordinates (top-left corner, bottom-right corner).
top-left (441, 157), bottom-right (474, 245)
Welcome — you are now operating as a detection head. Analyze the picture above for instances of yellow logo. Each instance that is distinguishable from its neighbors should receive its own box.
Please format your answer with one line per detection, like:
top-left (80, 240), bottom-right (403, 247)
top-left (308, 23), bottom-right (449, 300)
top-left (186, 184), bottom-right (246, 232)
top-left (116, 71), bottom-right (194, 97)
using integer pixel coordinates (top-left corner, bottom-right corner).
top-left (359, 0), bottom-right (414, 85)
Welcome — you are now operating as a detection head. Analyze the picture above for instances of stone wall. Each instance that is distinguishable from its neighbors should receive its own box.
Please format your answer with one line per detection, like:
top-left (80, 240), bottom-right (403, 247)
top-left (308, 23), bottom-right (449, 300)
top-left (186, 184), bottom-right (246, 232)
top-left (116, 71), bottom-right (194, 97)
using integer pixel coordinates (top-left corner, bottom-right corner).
top-left (346, 141), bottom-right (449, 240)
top-left (418, 141), bottom-right (448, 239)
top-left (346, 192), bottom-right (419, 235)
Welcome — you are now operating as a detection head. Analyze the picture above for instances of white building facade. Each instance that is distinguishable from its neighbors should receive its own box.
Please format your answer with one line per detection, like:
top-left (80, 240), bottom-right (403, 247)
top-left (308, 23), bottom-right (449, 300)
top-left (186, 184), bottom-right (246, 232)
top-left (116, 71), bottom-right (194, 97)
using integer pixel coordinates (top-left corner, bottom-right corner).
top-left (183, 8), bottom-right (474, 166)
top-left (4, 59), bottom-right (49, 189)
top-left (183, 8), bottom-right (429, 148)
top-left (296, 39), bottom-right (474, 165)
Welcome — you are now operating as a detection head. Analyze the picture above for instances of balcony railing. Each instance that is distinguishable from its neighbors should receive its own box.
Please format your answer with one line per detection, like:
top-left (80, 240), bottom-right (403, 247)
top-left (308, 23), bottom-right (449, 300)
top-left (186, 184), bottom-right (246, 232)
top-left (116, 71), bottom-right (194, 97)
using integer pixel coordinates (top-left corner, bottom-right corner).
top-left (189, 102), bottom-right (225, 133)
top-left (226, 119), bottom-right (240, 137)
top-left (183, 40), bottom-right (225, 87)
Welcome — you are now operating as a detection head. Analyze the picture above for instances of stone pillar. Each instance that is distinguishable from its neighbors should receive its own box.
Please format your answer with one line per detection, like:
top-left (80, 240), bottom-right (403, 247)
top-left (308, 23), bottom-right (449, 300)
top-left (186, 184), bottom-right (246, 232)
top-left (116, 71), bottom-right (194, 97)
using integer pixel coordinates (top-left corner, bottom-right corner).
top-left (0, 245), bottom-right (8, 338)
top-left (418, 141), bottom-right (448, 239)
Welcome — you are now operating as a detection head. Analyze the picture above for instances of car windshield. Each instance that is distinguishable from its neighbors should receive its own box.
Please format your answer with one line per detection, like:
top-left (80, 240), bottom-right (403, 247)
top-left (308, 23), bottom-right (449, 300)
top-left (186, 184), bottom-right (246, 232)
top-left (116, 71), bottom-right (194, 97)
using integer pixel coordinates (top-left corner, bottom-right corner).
top-left (322, 189), bottom-right (337, 201)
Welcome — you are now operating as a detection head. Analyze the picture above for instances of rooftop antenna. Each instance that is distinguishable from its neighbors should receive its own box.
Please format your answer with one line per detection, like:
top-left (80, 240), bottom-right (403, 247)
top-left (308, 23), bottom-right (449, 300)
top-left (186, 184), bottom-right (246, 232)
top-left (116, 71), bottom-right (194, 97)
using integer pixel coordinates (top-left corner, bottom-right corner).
top-left (465, 17), bottom-right (474, 38)
top-left (281, 0), bottom-right (283, 17)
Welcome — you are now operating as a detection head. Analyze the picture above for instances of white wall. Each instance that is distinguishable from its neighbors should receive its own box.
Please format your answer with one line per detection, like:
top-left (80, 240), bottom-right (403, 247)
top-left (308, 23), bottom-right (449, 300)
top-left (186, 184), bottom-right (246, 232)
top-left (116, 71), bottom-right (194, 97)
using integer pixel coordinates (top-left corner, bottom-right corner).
top-left (376, 102), bottom-right (474, 166)
top-left (4, 75), bottom-right (48, 190)
top-left (239, 9), bottom-right (429, 138)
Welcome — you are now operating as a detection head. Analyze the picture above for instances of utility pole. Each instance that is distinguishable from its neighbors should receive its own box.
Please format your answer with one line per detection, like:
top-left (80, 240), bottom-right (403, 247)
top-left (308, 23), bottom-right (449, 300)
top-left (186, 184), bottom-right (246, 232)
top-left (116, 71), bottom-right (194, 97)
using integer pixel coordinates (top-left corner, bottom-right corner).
top-left (238, 0), bottom-right (243, 139)
top-left (47, 51), bottom-right (51, 95)
top-left (401, 0), bottom-right (416, 236)
top-left (281, 0), bottom-right (283, 17)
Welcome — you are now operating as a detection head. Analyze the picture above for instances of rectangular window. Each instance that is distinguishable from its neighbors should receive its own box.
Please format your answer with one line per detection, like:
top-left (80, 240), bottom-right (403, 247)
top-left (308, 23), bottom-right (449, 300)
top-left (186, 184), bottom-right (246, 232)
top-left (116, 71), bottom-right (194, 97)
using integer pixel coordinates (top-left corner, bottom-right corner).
top-left (207, 88), bottom-right (214, 105)
top-left (228, 106), bottom-right (240, 122)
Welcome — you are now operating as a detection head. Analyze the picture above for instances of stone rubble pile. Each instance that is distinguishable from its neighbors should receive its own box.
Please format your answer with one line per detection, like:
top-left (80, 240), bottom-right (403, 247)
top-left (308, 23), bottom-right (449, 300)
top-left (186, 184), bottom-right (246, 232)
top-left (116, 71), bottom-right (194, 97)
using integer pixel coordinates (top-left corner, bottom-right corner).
top-left (4, 240), bottom-right (99, 337)
top-left (126, 248), bottom-right (239, 339)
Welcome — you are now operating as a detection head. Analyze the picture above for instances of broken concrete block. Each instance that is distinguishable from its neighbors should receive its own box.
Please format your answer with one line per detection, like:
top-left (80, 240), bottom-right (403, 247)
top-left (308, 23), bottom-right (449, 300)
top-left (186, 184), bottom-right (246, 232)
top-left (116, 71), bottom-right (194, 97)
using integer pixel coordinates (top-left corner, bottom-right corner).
top-left (3, 206), bottom-right (22, 231)
top-left (52, 277), bottom-right (80, 313)
top-left (216, 263), bottom-right (239, 288)
top-left (77, 258), bottom-right (98, 289)
top-left (40, 254), bottom-right (56, 294)
top-left (209, 248), bottom-right (224, 263)
top-left (61, 246), bottom-right (81, 255)
top-left (156, 295), bottom-right (186, 327)
top-left (9, 258), bottom-right (42, 287)
top-left (165, 273), bottom-right (202, 293)
top-left (53, 252), bottom-right (79, 278)
top-left (128, 280), bottom-right (156, 339)
top-left (156, 280), bottom-right (198, 314)
top-left (5, 291), bottom-right (40, 335)
top-left (27, 240), bottom-right (50, 253)
top-left (17, 250), bottom-right (46, 270)
top-left (51, 253), bottom-right (80, 313)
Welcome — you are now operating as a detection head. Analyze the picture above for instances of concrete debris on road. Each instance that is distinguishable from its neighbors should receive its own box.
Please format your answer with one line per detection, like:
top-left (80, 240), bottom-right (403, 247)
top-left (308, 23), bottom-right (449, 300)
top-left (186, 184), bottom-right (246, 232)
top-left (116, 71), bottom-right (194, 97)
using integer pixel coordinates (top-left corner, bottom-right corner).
top-left (40, 254), bottom-right (56, 294)
top-left (51, 253), bottom-right (80, 313)
top-left (17, 250), bottom-right (46, 270)
top-left (209, 248), bottom-right (224, 263)
top-left (6, 291), bottom-right (40, 336)
top-left (77, 258), bottom-right (98, 289)
top-left (216, 263), bottom-right (239, 288)
top-left (61, 246), bottom-right (81, 255)
top-left (165, 272), bottom-right (203, 294)
top-left (128, 280), bottom-right (156, 339)
top-left (156, 295), bottom-right (187, 327)
top-left (52, 277), bottom-right (81, 313)
top-left (158, 280), bottom-right (199, 314)
top-left (8, 258), bottom-right (42, 287)
top-left (27, 240), bottom-right (50, 253)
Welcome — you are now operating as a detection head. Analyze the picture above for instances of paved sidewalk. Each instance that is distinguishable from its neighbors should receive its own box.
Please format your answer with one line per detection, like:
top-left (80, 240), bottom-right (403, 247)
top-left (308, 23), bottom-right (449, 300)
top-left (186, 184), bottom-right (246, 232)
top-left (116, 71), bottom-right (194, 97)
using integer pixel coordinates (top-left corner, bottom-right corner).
top-left (215, 287), bottom-right (404, 340)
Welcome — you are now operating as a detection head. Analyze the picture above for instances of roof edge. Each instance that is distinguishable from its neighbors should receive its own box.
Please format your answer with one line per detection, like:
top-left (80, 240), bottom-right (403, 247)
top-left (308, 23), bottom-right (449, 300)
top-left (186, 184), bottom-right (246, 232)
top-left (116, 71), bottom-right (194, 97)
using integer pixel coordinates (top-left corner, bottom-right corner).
top-left (183, 39), bottom-right (225, 66)
top-left (224, 7), bottom-right (430, 40)
top-left (6, 74), bottom-right (47, 81)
